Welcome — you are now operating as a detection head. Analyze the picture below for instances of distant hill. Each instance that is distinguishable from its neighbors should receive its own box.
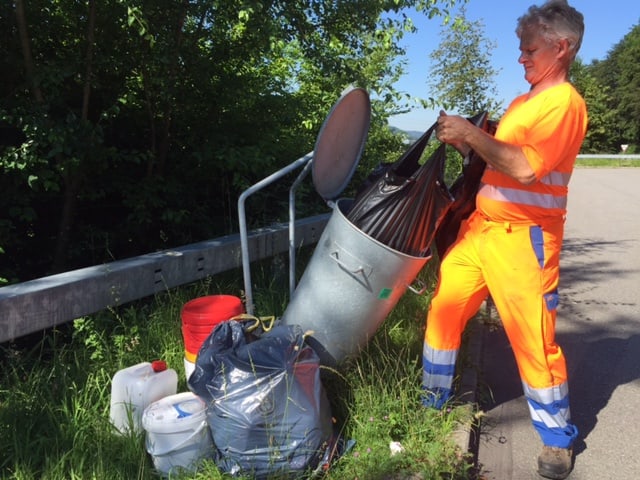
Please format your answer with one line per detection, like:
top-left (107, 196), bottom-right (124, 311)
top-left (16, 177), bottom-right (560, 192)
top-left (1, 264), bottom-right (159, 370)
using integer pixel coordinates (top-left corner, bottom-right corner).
top-left (389, 126), bottom-right (423, 142)
top-left (405, 130), bottom-right (423, 141)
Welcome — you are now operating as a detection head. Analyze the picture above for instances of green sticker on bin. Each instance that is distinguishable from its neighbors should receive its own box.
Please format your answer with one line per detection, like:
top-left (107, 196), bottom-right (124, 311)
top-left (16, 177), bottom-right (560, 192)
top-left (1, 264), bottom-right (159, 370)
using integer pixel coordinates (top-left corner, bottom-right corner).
top-left (378, 288), bottom-right (392, 300)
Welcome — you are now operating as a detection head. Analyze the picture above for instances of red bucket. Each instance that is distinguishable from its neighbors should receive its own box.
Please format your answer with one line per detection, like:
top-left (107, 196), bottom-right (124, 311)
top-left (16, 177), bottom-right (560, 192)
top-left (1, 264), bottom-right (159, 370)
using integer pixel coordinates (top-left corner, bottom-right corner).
top-left (181, 295), bottom-right (244, 362)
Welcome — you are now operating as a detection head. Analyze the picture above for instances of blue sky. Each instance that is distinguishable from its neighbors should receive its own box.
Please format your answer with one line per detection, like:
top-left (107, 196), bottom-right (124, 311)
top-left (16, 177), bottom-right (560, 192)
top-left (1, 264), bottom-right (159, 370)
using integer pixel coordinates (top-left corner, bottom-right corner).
top-left (389, 0), bottom-right (640, 131)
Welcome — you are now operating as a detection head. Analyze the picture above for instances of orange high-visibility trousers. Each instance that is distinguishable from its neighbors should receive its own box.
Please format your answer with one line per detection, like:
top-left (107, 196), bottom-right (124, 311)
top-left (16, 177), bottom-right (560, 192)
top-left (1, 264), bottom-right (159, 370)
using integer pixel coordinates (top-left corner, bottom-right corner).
top-left (422, 210), bottom-right (577, 448)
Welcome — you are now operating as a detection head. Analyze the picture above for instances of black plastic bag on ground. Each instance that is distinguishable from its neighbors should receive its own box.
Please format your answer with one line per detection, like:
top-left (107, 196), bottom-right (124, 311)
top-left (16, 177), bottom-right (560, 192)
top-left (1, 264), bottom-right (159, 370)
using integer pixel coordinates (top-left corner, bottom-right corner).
top-left (346, 121), bottom-right (452, 257)
top-left (188, 320), bottom-right (334, 479)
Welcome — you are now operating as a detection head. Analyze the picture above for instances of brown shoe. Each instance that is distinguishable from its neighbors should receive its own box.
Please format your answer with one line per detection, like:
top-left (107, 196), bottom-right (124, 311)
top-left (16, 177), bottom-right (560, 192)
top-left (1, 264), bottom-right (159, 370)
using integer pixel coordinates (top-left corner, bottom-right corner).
top-left (537, 446), bottom-right (573, 479)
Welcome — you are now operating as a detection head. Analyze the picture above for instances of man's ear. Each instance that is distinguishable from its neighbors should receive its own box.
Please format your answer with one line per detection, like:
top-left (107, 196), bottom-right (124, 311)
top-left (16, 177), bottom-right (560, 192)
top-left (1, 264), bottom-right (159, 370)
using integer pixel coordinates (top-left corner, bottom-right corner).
top-left (556, 38), bottom-right (570, 59)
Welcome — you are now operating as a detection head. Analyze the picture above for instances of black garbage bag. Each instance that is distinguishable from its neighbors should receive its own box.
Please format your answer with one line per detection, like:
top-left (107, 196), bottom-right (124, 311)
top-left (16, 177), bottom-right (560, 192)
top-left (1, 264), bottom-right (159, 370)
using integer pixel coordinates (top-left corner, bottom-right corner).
top-left (346, 121), bottom-right (452, 257)
top-left (433, 112), bottom-right (497, 256)
top-left (188, 319), bottom-right (335, 479)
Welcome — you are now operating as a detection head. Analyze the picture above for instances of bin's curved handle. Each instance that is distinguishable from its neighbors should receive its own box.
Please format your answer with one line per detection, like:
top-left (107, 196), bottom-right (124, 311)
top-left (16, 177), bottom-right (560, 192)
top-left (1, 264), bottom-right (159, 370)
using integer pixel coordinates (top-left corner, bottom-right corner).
top-left (406, 277), bottom-right (427, 295)
top-left (329, 250), bottom-right (365, 275)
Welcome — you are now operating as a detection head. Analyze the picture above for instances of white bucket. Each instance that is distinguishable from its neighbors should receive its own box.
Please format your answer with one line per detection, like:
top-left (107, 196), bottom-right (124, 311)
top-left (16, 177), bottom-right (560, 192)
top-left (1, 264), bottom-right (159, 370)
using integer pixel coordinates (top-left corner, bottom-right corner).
top-left (142, 391), bottom-right (213, 476)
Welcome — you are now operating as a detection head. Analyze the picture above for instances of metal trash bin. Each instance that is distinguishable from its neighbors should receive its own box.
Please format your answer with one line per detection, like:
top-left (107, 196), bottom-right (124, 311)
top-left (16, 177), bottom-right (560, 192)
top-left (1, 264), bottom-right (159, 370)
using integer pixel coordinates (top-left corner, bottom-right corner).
top-left (280, 198), bottom-right (430, 366)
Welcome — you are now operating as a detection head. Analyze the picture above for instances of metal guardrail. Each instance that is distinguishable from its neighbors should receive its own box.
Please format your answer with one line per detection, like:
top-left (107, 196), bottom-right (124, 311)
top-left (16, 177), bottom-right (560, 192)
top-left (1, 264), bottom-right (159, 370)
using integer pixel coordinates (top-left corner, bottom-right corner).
top-left (0, 214), bottom-right (330, 343)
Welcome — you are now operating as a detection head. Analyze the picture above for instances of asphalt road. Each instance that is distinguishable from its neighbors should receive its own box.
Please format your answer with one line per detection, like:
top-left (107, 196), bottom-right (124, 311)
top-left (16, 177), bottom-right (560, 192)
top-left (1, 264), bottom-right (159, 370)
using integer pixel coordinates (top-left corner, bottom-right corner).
top-left (476, 168), bottom-right (640, 480)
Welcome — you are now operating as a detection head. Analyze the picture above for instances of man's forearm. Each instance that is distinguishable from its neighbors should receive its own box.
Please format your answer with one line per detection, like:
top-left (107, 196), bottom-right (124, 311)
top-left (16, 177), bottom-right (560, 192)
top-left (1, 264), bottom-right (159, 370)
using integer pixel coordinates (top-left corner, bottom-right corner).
top-left (464, 128), bottom-right (536, 185)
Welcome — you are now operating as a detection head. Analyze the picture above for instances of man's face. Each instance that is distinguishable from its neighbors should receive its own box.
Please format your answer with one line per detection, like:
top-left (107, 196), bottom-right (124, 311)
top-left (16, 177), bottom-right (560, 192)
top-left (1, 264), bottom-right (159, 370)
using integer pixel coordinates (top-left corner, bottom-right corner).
top-left (518, 26), bottom-right (564, 86)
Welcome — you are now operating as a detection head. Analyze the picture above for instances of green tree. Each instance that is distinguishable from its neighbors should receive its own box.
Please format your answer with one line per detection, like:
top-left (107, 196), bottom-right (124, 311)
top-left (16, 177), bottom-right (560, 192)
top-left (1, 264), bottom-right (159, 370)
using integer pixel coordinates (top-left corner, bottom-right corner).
top-left (589, 23), bottom-right (640, 152)
top-left (426, 9), bottom-right (502, 117)
top-left (570, 59), bottom-right (617, 153)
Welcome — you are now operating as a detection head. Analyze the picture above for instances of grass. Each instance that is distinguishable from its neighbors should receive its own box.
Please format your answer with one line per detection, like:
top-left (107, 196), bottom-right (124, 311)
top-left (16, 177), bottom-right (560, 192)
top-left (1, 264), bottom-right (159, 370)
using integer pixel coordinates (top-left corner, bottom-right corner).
top-left (0, 253), bottom-right (478, 480)
top-left (575, 157), bottom-right (640, 167)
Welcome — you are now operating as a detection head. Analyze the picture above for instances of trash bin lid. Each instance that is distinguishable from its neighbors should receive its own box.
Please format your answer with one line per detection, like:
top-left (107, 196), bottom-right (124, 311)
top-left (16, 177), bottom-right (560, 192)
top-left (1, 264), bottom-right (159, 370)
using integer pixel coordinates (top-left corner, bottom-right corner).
top-left (312, 87), bottom-right (371, 201)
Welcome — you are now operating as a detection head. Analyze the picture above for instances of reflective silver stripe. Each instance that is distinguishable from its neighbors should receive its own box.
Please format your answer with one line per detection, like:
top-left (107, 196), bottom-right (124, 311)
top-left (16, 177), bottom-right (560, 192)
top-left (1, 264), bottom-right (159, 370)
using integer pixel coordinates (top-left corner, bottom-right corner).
top-left (478, 183), bottom-right (567, 210)
top-left (422, 343), bottom-right (457, 366)
top-left (522, 382), bottom-right (569, 403)
top-left (522, 382), bottom-right (572, 429)
top-left (422, 344), bottom-right (457, 389)
top-left (422, 372), bottom-right (454, 390)
top-left (540, 171), bottom-right (571, 186)
top-left (527, 403), bottom-right (571, 429)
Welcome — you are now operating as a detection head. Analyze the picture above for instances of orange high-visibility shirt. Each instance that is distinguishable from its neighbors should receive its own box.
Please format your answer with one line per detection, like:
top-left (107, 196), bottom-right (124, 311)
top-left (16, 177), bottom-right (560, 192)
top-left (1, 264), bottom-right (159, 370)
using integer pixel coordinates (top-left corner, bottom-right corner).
top-left (477, 82), bottom-right (588, 224)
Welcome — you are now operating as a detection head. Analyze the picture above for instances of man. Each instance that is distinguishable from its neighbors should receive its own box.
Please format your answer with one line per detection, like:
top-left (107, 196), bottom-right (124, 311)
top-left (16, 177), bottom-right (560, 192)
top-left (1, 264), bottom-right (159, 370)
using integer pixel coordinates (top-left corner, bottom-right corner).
top-left (422, 1), bottom-right (587, 479)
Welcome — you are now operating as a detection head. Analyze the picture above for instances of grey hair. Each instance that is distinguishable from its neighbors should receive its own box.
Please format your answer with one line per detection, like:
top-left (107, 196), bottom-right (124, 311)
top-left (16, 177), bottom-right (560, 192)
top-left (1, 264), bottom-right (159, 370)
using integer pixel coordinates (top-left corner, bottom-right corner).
top-left (516, 0), bottom-right (585, 59)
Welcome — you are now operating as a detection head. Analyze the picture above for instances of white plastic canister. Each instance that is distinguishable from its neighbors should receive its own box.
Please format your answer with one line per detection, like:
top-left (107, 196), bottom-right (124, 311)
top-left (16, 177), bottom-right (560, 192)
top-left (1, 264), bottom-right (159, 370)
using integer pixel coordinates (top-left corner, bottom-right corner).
top-left (109, 360), bottom-right (178, 434)
top-left (142, 391), bottom-right (213, 476)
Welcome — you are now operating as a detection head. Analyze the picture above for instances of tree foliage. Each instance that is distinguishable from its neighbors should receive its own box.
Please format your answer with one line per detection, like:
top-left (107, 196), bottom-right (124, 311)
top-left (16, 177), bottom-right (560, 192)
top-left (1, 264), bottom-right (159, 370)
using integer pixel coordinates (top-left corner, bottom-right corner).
top-left (426, 8), bottom-right (502, 117)
top-left (0, 0), bottom-right (464, 282)
top-left (569, 59), bottom-right (615, 153)
top-left (574, 23), bottom-right (640, 153)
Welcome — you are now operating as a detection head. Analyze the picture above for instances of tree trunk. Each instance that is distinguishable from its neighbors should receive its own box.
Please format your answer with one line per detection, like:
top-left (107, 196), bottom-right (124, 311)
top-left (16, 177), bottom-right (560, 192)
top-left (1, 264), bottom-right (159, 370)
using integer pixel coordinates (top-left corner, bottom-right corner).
top-left (14, 0), bottom-right (44, 103)
top-left (81, 0), bottom-right (97, 121)
top-left (52, 0), bottom-right (97, 273)
top-left (52, 172), bottom-right (81, 273)
top-left (155, 1), bottom-right (189, 177)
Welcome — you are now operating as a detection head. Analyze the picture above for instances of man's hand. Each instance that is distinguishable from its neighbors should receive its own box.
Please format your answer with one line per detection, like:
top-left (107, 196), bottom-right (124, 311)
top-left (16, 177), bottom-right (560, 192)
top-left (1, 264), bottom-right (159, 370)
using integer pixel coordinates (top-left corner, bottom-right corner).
top-left (436, 110), bottom-right (536, 184)
top-left (436, 110), bottom-right (471, 157)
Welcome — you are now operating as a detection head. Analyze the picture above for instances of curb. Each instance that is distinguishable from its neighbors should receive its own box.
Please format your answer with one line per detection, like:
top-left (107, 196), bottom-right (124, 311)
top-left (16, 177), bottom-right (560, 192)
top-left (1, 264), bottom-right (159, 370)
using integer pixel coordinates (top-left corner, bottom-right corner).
top-left (451, 302), bottom-right (490, 471)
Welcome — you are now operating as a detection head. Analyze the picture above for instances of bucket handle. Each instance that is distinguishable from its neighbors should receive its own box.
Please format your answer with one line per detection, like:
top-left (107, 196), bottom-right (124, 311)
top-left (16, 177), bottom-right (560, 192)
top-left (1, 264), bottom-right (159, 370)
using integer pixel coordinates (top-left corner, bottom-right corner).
top-left (146, 420), bottom-right (209, 456)
top-left (229, 313), bottom-right (275, 333)
top-left (406, 277), bottom-right (427, 295)
top-left (329, 251), bottom-right (366, 276)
